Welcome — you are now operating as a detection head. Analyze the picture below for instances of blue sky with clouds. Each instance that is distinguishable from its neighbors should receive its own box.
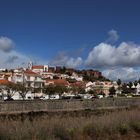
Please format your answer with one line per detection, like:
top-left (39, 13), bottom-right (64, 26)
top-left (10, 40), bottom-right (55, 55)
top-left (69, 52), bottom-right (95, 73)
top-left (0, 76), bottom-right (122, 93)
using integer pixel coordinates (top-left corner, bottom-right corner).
top-left (0, 0), bottom-right (140, 81)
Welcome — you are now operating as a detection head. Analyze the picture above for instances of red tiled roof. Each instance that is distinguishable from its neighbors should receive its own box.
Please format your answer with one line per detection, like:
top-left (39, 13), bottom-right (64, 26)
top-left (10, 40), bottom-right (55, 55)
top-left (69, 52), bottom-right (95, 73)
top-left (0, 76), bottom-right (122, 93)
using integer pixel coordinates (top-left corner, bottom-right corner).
top-left (24, 70), bottom-right (39, 76)
top-left (0, 79), bottom-right (11, 85)
top-left (32, 65), bottom-right (44, 69)
top-left (46, 79), bottom-right (69, 86)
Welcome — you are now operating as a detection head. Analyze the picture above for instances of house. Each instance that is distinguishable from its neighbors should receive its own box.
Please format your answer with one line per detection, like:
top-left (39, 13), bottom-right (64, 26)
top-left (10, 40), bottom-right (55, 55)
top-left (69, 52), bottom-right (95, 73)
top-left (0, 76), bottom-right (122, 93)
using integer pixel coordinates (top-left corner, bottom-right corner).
top-left (12, 91), bottom-right (35, 100)
top-left (136, 84), bottom-right (140, 95)
top-left (12, 68), bottom-right (24, 83)
top-left (42, 73), bottom-right (54, 79)
top-left (0, 79), bottom-right (13, 100)
top-left (12, 92), bottom-right (22, 100)
top-left (0, 71), bottom-right (13, 81)
top-left (12, 70), bottom-right (44, 96)
top-left (70, 72), bottom-right (83, 81)
top-left (32, 65), bottom-right (49, 73)
top-left (85, 81), bottom-right (118, 96)
top-left (24, 70), bottom-right (43, 89)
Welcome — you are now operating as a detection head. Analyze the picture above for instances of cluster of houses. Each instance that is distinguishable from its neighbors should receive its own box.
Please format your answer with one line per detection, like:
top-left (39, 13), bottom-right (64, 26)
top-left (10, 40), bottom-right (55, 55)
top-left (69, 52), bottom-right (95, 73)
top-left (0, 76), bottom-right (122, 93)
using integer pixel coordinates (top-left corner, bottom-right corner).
top-left (0, 62), bottom-right (140, 100)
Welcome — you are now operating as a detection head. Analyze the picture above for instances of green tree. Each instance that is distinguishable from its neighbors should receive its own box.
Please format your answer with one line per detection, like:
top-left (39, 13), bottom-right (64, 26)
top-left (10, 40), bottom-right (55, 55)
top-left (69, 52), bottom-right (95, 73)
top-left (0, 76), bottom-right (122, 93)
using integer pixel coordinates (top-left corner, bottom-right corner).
top-left (117, 79), bottom-right (121, 86)
top-left (55, 85), bottom-right (67, 95)
top-left (44, 85), bottom-right (55, 99)
top-left (134, 80), bottom-right (138, 87)
top-left (87, 90), bottom-right (98, 98)
top-left (44, 85), bottom-right (68, 99)
top-left (121, 83), bottom-right (130, 94)
top-left (76, 87), bottom-right (86, 94)
top-left (70, 87), bottom-right (78, 94)
top-left (109, 86), bottom-right (116, 95)
top-left (138, 79), bottom-right (140, 84)
top-left (62, 66), bottom-right (66, 73)
top-left (128, 82), bottom-right (133, 89)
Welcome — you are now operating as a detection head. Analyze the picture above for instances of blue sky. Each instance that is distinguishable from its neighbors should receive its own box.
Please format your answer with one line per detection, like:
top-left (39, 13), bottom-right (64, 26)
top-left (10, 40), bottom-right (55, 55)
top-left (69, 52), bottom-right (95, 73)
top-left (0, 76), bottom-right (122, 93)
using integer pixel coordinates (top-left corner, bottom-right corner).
top-left (0, 0), bottom-right (140, 81)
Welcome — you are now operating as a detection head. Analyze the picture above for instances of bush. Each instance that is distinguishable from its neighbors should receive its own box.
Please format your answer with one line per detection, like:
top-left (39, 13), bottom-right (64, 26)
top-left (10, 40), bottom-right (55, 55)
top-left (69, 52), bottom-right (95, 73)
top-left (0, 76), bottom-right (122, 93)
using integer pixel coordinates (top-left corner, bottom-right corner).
top-left (130, 121), bottom-right (140, 133)
top-left (83, 123), bottom-right (99, 137)
top-left (53, 126), bottom-right (71, 140)
top-left (118, 123), bottom-right (129, 135)
top-left (65, 128), bottom-right (75, 138)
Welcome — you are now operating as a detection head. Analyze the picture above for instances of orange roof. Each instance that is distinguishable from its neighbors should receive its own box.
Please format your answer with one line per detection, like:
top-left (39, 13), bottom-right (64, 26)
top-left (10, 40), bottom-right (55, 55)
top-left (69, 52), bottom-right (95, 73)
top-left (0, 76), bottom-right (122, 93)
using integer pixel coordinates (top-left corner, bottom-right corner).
top-left (46, 79), bottom-right (69, 86)
top-left (24, 70), bottom-right (39, 76)
top-left (32, 65), bottom-right (44, 69)
top-left (0, 79), bottom-right (11, 85)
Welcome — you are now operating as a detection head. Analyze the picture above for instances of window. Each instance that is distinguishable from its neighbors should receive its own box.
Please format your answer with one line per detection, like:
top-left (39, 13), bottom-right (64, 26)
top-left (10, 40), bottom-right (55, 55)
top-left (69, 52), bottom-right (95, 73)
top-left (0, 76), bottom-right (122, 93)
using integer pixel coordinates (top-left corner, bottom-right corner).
top-left (27, 76), bottom-right (30, 80)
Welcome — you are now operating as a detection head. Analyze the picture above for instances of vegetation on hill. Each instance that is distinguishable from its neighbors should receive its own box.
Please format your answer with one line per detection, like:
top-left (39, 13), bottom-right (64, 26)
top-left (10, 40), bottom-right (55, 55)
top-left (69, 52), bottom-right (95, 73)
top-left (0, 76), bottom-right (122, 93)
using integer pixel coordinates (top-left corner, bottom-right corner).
top-left (54, 66), bottom-right (110, 82)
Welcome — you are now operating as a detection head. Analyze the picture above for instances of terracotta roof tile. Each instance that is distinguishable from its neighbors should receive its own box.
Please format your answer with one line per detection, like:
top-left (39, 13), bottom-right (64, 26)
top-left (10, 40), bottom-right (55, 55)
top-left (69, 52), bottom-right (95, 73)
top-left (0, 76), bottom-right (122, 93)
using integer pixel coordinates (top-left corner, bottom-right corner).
top-left (24, 70), bottom-right (40, 76)
top-left (46, 79), bottom-right (69, 86)
top-left (0, 79), bottom-right (11, 85)
top-left (32, 65), bottom-right (44, 69)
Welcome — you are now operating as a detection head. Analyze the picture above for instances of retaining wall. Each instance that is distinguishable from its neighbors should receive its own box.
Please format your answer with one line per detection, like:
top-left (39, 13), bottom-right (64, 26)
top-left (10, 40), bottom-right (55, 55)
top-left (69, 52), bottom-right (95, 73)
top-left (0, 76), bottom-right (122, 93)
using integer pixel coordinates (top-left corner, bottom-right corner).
top-left (0, 98), bottom-right (140, 113)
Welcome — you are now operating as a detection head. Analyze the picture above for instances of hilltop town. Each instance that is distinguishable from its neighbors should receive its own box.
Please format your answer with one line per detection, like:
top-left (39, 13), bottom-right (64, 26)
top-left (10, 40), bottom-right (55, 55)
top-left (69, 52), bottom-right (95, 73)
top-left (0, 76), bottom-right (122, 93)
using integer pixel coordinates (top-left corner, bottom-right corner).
top-left (0, 62), bottom-right (140, 100)
top-left (0, 61), bottom-right (113, 100)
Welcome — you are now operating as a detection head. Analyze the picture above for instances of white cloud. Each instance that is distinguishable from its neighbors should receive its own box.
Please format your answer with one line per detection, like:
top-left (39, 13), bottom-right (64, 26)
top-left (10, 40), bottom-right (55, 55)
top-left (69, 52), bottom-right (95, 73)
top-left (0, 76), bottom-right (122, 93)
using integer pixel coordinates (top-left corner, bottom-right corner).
top-left (103, 67), bottom-right (140, 82)
top-left (85, 40), bottom-right (140, 81)
top-left (106, 29), bottom-right (119, 43)
top-left (50, 52), bottom-right (68, 66)
top-left (0, 36), bottom-right (31, 69)
top-left (0, 50), bottom-right (29, 69)
top-left (85, 42), bottom-right (140, 68)
top-left (50, 52), bottom-right (83, 68)
top-left (0, 36), bottom-right (15, 52)
top-left (66, 57), bottom-right (83, 68)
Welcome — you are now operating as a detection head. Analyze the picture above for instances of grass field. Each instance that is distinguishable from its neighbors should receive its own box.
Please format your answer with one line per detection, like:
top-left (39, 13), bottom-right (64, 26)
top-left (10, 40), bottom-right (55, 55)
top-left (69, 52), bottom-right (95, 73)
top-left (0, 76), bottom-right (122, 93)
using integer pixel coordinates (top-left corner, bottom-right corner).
top-left (0, 108), bottom-right (140, 140)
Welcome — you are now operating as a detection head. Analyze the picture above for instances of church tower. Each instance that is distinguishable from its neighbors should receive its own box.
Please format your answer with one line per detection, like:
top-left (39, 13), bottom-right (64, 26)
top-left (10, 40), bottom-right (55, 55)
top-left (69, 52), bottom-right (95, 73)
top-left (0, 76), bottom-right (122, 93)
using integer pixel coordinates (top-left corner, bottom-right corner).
top-left (28, 61), bottom-right (33, 70)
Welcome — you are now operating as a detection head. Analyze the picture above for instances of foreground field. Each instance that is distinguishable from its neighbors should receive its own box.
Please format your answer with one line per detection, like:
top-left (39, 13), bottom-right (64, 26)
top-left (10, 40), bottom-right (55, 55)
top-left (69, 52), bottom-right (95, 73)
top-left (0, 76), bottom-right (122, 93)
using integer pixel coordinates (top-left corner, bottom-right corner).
top-left (0, 108), bottom-right (140, 140)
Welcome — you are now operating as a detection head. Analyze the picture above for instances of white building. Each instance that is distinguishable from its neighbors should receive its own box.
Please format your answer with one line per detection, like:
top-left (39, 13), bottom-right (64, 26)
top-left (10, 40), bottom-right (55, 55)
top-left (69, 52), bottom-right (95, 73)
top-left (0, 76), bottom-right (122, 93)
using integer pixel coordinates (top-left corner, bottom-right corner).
top-left (32, 65), bottom-right (49, 74)
top-left (12, 70), bottom-right (44, 96)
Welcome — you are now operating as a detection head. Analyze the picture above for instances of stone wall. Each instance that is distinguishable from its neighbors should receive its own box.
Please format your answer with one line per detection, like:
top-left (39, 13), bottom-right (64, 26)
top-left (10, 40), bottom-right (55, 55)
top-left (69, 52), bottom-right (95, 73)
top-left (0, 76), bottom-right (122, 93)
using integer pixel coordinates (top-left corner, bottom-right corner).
top-left (0, 98), bottom-right (140, 113)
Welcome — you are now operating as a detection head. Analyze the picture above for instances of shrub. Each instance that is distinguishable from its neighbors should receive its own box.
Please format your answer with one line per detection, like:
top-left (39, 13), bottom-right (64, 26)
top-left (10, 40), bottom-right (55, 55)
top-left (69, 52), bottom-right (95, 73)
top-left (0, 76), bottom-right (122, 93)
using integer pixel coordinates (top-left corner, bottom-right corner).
top-left (118, 123), bottom-right (129, 135)
top-left (130, 121), bottom-right (140, 133)
top-left (83, 123), bottom-right (99, 137)
top-left (53, 126), bottom-right (70, 140)
top-left (65, 128), bottom-right (75, 138)
top-left (0, 132), bottom-right (11, 140)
